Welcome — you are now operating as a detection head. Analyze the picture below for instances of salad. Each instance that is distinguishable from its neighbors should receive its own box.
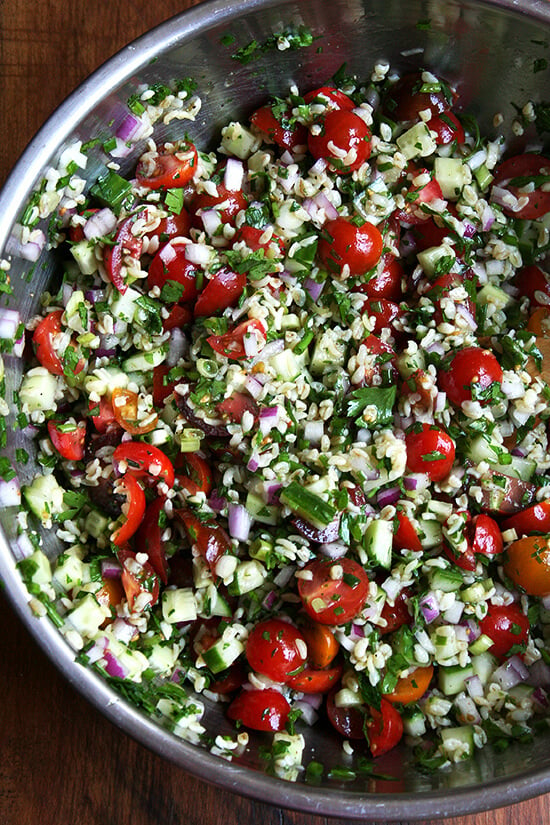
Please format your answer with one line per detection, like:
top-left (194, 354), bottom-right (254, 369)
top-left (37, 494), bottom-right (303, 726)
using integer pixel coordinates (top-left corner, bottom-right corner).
top-left (7, 61), bottom-right (550, 778)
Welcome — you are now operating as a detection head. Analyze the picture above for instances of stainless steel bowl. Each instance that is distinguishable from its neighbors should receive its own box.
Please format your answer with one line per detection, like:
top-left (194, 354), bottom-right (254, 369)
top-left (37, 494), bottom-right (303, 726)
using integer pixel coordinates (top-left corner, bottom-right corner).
top-left (2, 0), bottom-right (550, 818)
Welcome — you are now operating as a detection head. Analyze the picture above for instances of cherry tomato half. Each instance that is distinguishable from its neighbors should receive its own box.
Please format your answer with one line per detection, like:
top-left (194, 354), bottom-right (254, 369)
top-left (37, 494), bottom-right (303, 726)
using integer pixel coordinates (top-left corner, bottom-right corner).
top-left (111, 387), bottom-right (159, 435)
top-left (515, 264), bottom-right (550, 308)
top-left (383, 72), bottom-right (453, 123)
top-left (33, 310), bottom-right (84, 377)
top-left (47, 419), bottom-right (86, 461)
top-left (192, 184), bottom-right (248, 228)
top-left (89, 396), bottom-right (118, 433)
top-left (147, 241), bottom-right (199, 303)
top-left (308, 109), bottom-right (372, 174)
top-left (176, 452), bottom-right (213, 496)
top-left (393, 169), bottom-right (444, 225)
top-left (303, 86), bottom-right (355, 111)
top-left (207, 318), bottom-right (266, 360)
top-left (117, 546), bottom-right (160, 611)
top-left (405, 423), bottom-right (455, 482)
top-left (111, 474), bottom-right (146, 546)
top-left (438, 346), bottom-right (503, 407)
top-left (227, 688), bottom-right (291, 732)
top-left (318, 217), bottom-right (383, 277)
top-left (246, 618), bottom-right (307, 683)
top-left (384, 665), bottom-right (434, 705)
top-left (352, 334), bottom-right (397, 387)
top-left (175, 508), bottom-right (232, 574)
top-left (250, 104), bottom-right (308, 151)
top-left (298, 619), bottom-right (339, 669)
top-left (379, 588), bottom-right (413, 636)
top-left (393, 512), bottom-right (423, 554)
top-left (354, 253), bottom-right (404, 301)
top-left (479, 602), bottom-right (530, 661)
top-left (501, 499), bottom-right (550, 536)
top-left (504, 535), bottom-right (550, 597)
top-left (365, 698), bottom-right (404, 757)
top-left (113, 442), bottom-right (175, 489)
top-left (492, 153), bottom-right (550, 220)
top-left (298, 557), bottom-right (370, 625)
top-left (136, 140), bottom-right (198, 190)
top-left (103, 216), bottom-right (143, 294)
top-left (287, 664), bottom-right (343, 694)
top-left (194, 267), bottom-right (247, 317)
top-left (428, 112), bottom-right (465, 146)
top-left (135, 496), bottom-right (169, 584)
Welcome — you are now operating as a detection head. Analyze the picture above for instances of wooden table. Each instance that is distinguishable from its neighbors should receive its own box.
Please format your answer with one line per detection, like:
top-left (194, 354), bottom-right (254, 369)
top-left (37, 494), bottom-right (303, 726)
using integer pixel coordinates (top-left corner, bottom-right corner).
top-left (1, 1), bottom-right (550, 822)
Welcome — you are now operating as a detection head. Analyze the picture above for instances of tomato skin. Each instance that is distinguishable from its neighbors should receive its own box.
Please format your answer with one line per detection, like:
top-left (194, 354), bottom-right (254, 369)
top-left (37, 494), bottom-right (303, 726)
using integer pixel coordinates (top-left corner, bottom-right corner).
top-left (111, 474), bottom-right (146, 546)
top-left (47, 419), bottom-right (86, 461)
top-left (113, 442), bottom-right (175, 488)
top-left (504, 536), bottom-right (550, 597)
top-left (393, 512), bottom-right (423, 553)
top-left (147, 242), bottom-right (199, 303)
top-left (136, 141), bottom-right (198, 189)
top-left (207, 318), bottom-right (266, 360)
top-left (394, 170), bottom-right (444, 225)
top-left (379, 588), bottom-right (413, 636)
top-left (233, 224), bottom-right (284, 257)
top-left (405, 423), bottom-right (455, 482)
top-left (492, 153), bottom-right (550, 220)
top-left (175, 509), bottom-right (232, 574)
top-left (227, 688), bottom-right (291, 732)
top-left (362, 298), bottom-right (403, 337)
top-left (326, 688), bottom-right (366, 739)
top-left (501, 500), bottom-right (550, 536)
top-left (89, 396), bottom-right (118, 433)
top-left (192, 184), bottom-right (248, 227)
top-left (216, 392), bottom-right (259, 424)
top-left (384, 665), bottom-right (434, 705)
top-left (515, 264), bottom-right (550, 308)
top-left (318, 217), bottom-right (383, 277)
top-left (303, 86), bottom-right (355, 111)
top-left (428, 111), bottom-right (465, 146)
top-left (353, 334), bottom-right (397, 387)
top-left (308, 109), bottom-right (372, 174)
top-left (146, 210), bottom-right (191, 247)
top-left (438, 346), bottom-right (503, 407)
top-left (250, 104), bottom-right (308, 151)
top-left (355, 254), bottom-right (404, 301)
top-left (470, 514), bottom-right (503, 558)
top-left (298, 620), bottom-right (339, 669)
top-left (366, 698), bottom-right (404, 757)
top-left (194, 267), bottom-right (247, 317)
top-left (297, 557), bottom-right (370, 625)
top-left (287, 664), bottom-right (343, 693)
top-left (33, 310), bottom-right (84, 377)
top-left (103, 217), bottom-right (143, 294)
top-left (479, 603), bottom-right (530, 661)
top-left (208, 663), bottom-right (247, 696)
top-left (111, 387), bottom-right (158, 435)
top-left (176, 452), bottom-right (213, 496)
top-left (117, 546), bottom-right (160, 611)
top-left (246, 618), bottom-right (307, 683)
top-left (135, 496), bottom-right (169, 584)
top-left (383, 72), bottom-right (453, 123)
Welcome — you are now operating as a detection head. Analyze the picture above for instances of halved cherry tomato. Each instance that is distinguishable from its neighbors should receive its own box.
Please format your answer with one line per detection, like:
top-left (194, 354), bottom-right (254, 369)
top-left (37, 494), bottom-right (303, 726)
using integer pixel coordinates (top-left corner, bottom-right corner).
top-left (152, 365), bottom-right (178, 408)
top-left (297, 557), bottom-right (370, 625)
top-left (135, 496), bottom-right (169, 584)
top-left (504, 535), bottom-right (550, 597)
top-left (362, 298), bottom-right (403, 336)
top-left (515, 264), bottom-right (550, 308)
top-left (287, 663), bottom-right (343, 693)
top-left (227, 688), bottom-right (291, 732)
top-left (147, 241), bottom-right (199, 303)
top-left (384, 665), bottom-right (434, 705)
top-left (216, 392), bottom-right (259, 424)
top-left (308, 109), bottom-right (372, 174)
top-left (438, 346), bottom-right (503, 407)
top-left (136, 140), bottom-right (198, 189)
top-left (479, 602), bottom-right (530, 661)
top-left (394, 169), bottom-right (444, 225)
top-left (192, 184), bottom-right (248, 228)
top-left (250, 104), bottom-right (308, 151)
top-left (33, 310), bottom-right (84, 377)
top-left (207, 318), bottom-right (266, 360)
top-left (501, 499), bottom-right (550, 536)
top-left (95, 576), bottom-right (125, 612)
top-left (117, 546), bottom-right (160, 611)
top-left (111, 474), bottom-right (146, 546)
top-left (299, 619), bottom-right (339, 669)
top-left (353, 253), bottom-right (404, 301)
top-left (303, 86), bottom-right (355, 111)
top-left (208, 663), bottom-right (247, 696)
top-left (194, 267), bottom-right (247, 317)
top-left (162, 303), bottom-right (193, 331)
top-left (111, 387), bottom-right (158, 435)
top-left (405, 423), bottom-right (455, 483)
top-left (379, 588), bottom-right (413, 636)
top-left (428, 112), bottom-right (465, 146)
top-left (175, 508), bottom-right (232, 574)
top-left (103, 216), bottom-right (142, 294)
top-left (365, 697), bottom-right (404, 757)
top-left (176, 452), bottom-right (213, 496)
top-left (233, 224), bottom-right (284, 257)
top-left (383, 72), bottom-right (454, 123)
top-left (326, 688), bottom-right (366, 739)
top-left (113, 442), bottom-right (175, 488)
top-left (353, 334), bottom-right (397, 386)
top-left (89, 396), bottom-right (118, 433)
top-left (492, 153), bottom-right (550, 220)
top-left (246, 618), bottom-right (307, 682)
top-left (318, 217), bottom-right (383, 276)
top-left (393, 512), bottom-right (423, 553)
top-left (145, 209), bottom-right (191, 247)
top-left (47, 419), bottom-right (86, 461)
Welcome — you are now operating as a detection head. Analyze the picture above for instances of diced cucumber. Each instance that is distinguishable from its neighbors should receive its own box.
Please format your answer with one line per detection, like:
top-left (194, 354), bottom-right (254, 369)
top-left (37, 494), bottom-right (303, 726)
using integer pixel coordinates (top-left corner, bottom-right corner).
top-left (364, 519), bottom-right (392, 569)
top-left (204, 584), bottom-right (232, 618)
top-left (162, 588), bottom-right (198, 624)
top-left (269, 348), bottom-right (305, 381)
top-left (71, 239), bottom-right (98, 275)
top-left (469, 634), bottom-right (495, 656)
top-left (474, 163), bottom-right (493, 191)
top-left (333, 687), bottom-right (363, 708)
top-left (434, 157), bottom-right (471, 200)
top-left (147, 642), bottom-right (180, 675)
top-left (476, 283), bottom-right (514, 312)
top-left (245, 491), bottom-right (280, 525)
top-left (471, 650), bottom-right (498, 684)
top-left (396, 121), bottom-right (437, 160)
top-left (416, 517), bottom-right (443, 550)
top-left (249, 536), bottom-right (274, 562)
top-left (460, 582), bottom-right (488, 604)
top-left (84, 510), bottom-right (111, 539)
top-left (84, 366), bottom-right (129, 398)
top-left (228, 559), bottom-right (267, 595)
top-left (220, 121), bottom-right (262, 159)
top-left (109, 285), bottom-right (142, 323)
top-left (438, 663), bottom-right (474, 696)
top-left (401, 706), bottom-right (427, 737)
top-left (19, 367), bottom-right (58, 412)
top-left (465, 434), bottom-right (507, 466)
top-left (396, 345), bottom-right (425, 379)
top-left (279, 481), bottom-right (337, 530)
top-left (431, 626), bottom-right (460, 661)
top-left (428, 566), bottom-right (463, 593)
top-left (67, 593), bottom-right (109, 637)
top-left (425, 499), bottom-right (454, 521)
top-left (21, 549), bottom-right (52, 590)
top-left (201, 635), bottom-right (245, 674)
top-left (417, 243), bottom-right (456, 278)
top-left (508, 683), bottom-right (535, 702)
top-left (23, 474), bottom-right (68, 524)
top-left (310, 329), bottom-right (347, 376)
top-left (285, 233), bottom-right (318, 274)
top-left (52, 553), bottom-right (91, 591)
top-left (122, 345), bottom-right (167, 373)
top-left (440, 725), bottom-right (475, 759)
top-left (508, 454), bottom-right (536, 483)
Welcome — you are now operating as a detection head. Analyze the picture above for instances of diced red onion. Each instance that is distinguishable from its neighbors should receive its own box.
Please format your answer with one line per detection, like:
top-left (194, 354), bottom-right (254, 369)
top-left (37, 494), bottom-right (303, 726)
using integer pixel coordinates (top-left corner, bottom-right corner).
top-left (201, 209), bottom-right (223, 236)
top-left (208, 490), bottom-right (227, 513)
top-left (166, 328), bottom-right (188, 366)
top-left (319, 541), bottom-right (348, 560)
top-left (278, 168), bottom-right (299, 193)
top-left (493, 655), bottom-right (530, 690)
top-left (480, 202), bottom-right (496, 231)
top-left (376, 486), bottom-right (401, 507)
top-left (108, 137), bottom-right (134, 159)
top-left (273, 565), bottom-right (295, 588)
top-left (351, 622), bottom-right (365, 639)
top-left (465, 674), bottom-right (485, 700)
top-left (455, 302), bottom-right (477, 330)
top-left (262, 590), bottom-right (278, 610)
top-left (259, 405), bottom-right (280, 436)
top-left (227, 503), bottom-right (253, 541)
top-left (491, 185), bottom-right (518, 211)
top-left (0, 475), bottom-right (21, 509)
top-left (444, 600), bottom-right (465, 626)
top-left (223, 158), bottom-right (244, 192)
top-left (312, 191), bottom-right (339, 220)
top-left (278, 270), bottom-right (298, 287)
top-left (528, 658), bottom-right (550, 688)
top-left (403, 476), bottom-right (418, 491)
top-left (184, 242), bottom-right (212, 266)
top-left (297, 691), bottom-right (323, 710)
top-left (12, 533), bottom-right (35, 561)
top-left (85, 288), bottom-right (106, 305)
top-left (103, 650), bottom-right (129, 679)
top-left (279, 150), bottom-right (294, 166)
top-left (419, 591), bottom-right (440, 624)
top-left (243, 330), bottom-right (260, 358)
top-left (263, 481), bottom-right (282, 505)
top-left (462, 220), bottom-right (477, 239)
top-left (459, 618), bottom-right (481, 643)
top-left (101, 558), bottom-right (122, 579)
top-left (304, 277), bottom-right (325, 303)
top-left (6, 229), bottom-right (46, 262)
top-left (434, 391), bottom-right (447, 413)
top-left (310, 157), bottom-right (328, 176)
top-left (533, 687), bottom-right (549, 708)
top-left (293, 700), bottom-right (319, 726)
top-left (251, 339), bottom-right (284, 365)
top-left (0, 308), bottom-right (21, 341)
top-left (116, 112), bottom-right (148, 142)
top-left (86, 637), bottom-right (108, 664)
top-left (84, 207), bottom-right (118, 241)
top-left (111, 618), bottom-right (137, 645)
top-left (244, 375), bottom-right (264, 400)
top-left (381, 577), bottom-right (402, 603)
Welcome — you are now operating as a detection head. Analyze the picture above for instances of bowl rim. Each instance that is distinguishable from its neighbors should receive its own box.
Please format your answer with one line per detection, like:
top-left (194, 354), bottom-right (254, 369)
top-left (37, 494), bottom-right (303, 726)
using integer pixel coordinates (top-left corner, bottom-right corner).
top-left (3, 0), bottom-right (550, 818)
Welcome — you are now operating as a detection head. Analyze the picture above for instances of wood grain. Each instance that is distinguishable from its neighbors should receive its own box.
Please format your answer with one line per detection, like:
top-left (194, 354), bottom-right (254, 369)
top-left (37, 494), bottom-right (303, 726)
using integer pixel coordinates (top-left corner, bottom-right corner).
top-left (1, 1), bottom-right (550, 823)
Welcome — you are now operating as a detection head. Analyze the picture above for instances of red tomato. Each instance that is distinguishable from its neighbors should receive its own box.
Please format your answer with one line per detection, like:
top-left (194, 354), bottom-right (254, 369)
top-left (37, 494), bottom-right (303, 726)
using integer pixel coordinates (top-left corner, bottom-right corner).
top-left (405, 423), bottom-right (455, 482)
top-left (207, 318), bottom-right (266, 360)
top-left (89, 396), bottom-right (118, 433)
top-left (444, 512), bottom-right (503, 571)
top-left (318, 217), bottom-right (383, 276)
top-left (362, 298), bottom-right (403, 336)
top-left (250, 104), bottom-right (308, 151)
top-left (379, 588), bottom-right (413, 635)
top-left (354, 253), bottom-right (404, 301)
top-left (297, 557), bottom-right (370, 625)
top-left (117, 546), bottom-right (160, 611)
top-left (326, 688), bottom-right (366, 739)
top-left (111, 474), bottom-right (146, 546)
top-left (365, 697), bottom-right (404, 757)
top-left (411, 217), bottom-right (449, 251)
top-left (287, 664), bottom-right (343, 693)
top-left (504, 536), bottom-right (550, 597)
top-left (385, 665), bottom-right (434, 705)
top-left (147, 242), bottom-right (199, 303)
top-left (145, 210), bottom-right (191, 247)
top-left (233, 224), bottom-right (284, 256)
top-left (383, 72), bottom-right (453, 123)
top-left (136, 140), bottom-right (198, 189)
top-left (217, 392), bottom-right (259, 424)
top-left (246, 618), bottom-right (307, 682)
top-left (152, 364), bottom-right (177, 407)
top-left (194, 267), bottom-right (247, 317)
top-left (33, 310), bottom-right (83, 377)
top-left (176, 452), bottom-right (213, 495)
top-left (393, 512), bottom-right (423, 553)
top-left (227, 688), bottom-right (291, 732)
top-left (492, 153), bottom-right (550, 220)
top-left (111, 387), bottom-right (158, 435)
top-left (515, 264), bottom-right (550, 308)
top-left (353, 334), bottom-right (396, 386)
top-left (425, 271), bottom-right (476, 328)
top-left (298, 620), bottom-right (339, 669)
top-left (394, 169), bottom-right (444, 225)
top-left (479, 603), bottom-right (530, 661)
top-left (113, 442), bottom-right (175, 488)
top-left (134, 496), bottom-right (169, 584)
top-left (192, 184), bottom-right (248, 228)
top-left (308, 109), bottom-right (372, 174)
top-left (438, 346), bottom-right (503, 407)
top-left (427, 111), bottom-right (465, 145)
top-left (47, 419), bottom-right (86, 461)
top-left (303, 86), bottom-right (355, 111)
top-left (103, 216), bottom-right (143, 294)
top-left (175, 509), bottom-right (232, 574)
top-left (162, 303), bottom-right (193, 331)
top-left (501, 500), bottom-right (550, 536)
top-left (208, 663), bottom-right (247, 696)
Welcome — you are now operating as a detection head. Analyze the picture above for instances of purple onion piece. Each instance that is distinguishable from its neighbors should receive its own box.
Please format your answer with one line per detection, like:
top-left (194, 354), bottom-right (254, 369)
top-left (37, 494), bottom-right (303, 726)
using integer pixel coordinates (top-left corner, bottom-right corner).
top-left (227, 503), bottom-right (252, 542)
top-left (292, 514), bottom-right (341, 544)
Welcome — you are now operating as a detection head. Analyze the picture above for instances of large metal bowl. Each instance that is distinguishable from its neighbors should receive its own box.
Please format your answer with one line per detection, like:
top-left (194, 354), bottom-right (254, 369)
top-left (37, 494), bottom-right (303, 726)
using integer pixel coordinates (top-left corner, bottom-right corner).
top-left (2, 0), bottom-right (550, 818)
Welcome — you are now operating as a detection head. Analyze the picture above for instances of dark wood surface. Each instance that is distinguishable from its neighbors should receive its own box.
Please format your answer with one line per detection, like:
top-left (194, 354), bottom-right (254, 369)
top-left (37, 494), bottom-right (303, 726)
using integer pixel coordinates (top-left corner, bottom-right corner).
top-left (1, 1), bottom-right (550, 823)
